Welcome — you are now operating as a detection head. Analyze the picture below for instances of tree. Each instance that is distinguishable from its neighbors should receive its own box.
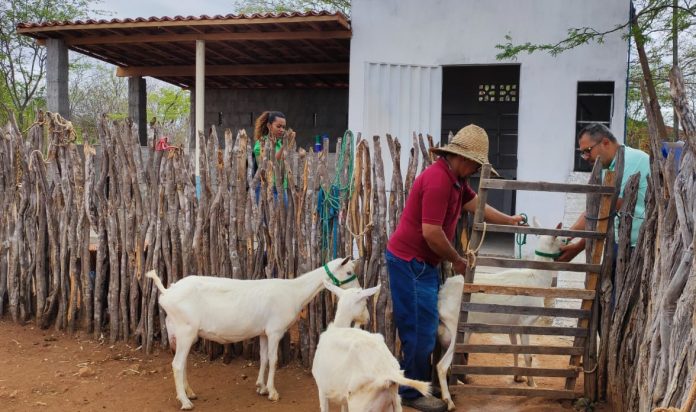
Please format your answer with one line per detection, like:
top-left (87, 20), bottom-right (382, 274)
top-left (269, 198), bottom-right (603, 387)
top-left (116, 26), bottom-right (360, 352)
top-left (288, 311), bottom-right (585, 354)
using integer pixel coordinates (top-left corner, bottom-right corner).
top-left (146, 83), bottom-right (190, 144)
top-left (0, 0), bottom-right (105, 129)
top-left (496, 0), bottom-right (696, 146)
top-left (495, 2), bottom-right (696, 410)
top-left (69, 57), bottom-right (128, 142)
top-left (236, 0), bottom-right (350, 15)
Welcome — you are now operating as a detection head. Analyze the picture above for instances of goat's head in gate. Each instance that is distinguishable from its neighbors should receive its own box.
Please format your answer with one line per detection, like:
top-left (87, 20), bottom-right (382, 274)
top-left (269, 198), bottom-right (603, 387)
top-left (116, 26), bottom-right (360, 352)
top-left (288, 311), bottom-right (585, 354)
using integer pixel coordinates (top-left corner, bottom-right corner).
top-left (323, 257), bottom-right (360, 288)
top-left (531, 218), bottom-right (569, 255)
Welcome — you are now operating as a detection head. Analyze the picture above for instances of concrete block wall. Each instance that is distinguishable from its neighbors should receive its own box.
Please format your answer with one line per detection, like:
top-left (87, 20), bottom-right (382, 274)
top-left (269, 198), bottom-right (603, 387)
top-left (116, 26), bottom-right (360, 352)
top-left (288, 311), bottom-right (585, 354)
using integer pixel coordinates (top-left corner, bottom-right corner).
top-left (191, 88), bottom-right (349, 151)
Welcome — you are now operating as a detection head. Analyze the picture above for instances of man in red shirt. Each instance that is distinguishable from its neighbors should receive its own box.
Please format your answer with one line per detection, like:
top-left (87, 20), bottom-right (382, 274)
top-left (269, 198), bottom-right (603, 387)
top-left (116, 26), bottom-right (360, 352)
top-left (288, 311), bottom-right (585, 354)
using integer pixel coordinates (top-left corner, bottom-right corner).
top-left (387, 124), bottom-right (524, 412)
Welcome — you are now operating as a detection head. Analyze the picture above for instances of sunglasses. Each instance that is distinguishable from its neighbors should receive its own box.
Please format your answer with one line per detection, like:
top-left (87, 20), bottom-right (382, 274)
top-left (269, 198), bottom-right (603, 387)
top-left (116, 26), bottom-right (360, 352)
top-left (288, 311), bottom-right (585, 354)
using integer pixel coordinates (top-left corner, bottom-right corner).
top-left (577, 142), bottom-right (600, 159)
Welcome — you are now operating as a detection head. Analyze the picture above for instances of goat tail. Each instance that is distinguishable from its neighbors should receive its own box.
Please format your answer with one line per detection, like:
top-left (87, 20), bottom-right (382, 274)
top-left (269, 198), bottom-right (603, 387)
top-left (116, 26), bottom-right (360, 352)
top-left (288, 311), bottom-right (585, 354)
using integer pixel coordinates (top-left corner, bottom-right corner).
top-left (394, 376), bottom-right (431, 397)
top-left (145, 270), bottom-right (167, 294)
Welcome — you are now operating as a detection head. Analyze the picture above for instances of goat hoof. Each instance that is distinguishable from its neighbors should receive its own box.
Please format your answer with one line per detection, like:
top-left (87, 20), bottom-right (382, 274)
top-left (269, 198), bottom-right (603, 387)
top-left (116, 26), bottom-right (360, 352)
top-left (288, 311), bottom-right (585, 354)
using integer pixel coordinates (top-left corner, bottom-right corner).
top-left (446, 400), bottom-right (456, 411)
top-left (186, 392), bottom-right (197, 400)
top-left (179, 399), bottom-right (194, 410)
top-left (513, 376), bottom-right (526, 383)
top-left (268, 391), bottom-right (280, 402)
top-left (526, 379), bottom-right (537, 388)
top-left (256, 386), bottom-right (268, 395)
top-left (462, 376), bottom-right (474, 384)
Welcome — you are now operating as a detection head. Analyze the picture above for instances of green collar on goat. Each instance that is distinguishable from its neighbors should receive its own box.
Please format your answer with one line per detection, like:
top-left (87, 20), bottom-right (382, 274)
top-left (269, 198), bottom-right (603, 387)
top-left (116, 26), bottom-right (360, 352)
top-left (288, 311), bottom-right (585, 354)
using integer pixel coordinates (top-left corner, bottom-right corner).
top-left (324, 264), bottom-right (357, 286)
top-left (534, 250), bottom-right (562, 259)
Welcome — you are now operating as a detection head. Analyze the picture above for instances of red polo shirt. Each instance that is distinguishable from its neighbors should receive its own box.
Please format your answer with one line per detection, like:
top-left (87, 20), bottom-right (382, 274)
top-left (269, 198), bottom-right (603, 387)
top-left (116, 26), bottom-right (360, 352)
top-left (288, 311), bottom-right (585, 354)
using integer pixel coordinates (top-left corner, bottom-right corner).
top-left (387, 158), bottom-right (476, 266)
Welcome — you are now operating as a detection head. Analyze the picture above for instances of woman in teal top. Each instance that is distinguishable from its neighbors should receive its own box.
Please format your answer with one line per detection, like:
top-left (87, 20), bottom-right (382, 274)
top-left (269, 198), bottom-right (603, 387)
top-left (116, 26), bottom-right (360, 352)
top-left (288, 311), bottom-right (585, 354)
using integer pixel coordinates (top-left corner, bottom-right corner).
top-left (253, 111), bottom-right (288, 203)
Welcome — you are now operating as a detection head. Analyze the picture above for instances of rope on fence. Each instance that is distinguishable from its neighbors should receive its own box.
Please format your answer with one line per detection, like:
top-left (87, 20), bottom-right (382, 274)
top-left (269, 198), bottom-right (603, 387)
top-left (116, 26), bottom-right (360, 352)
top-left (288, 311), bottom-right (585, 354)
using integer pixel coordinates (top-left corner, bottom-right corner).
top-left (515, 213), bottom-right (529, 259)
top-left (346, 220), bottom-right (374, 238)
top-left (465, 222), bottom-right (488, 268)
top-left (319, 130), bottom-right (356, 262)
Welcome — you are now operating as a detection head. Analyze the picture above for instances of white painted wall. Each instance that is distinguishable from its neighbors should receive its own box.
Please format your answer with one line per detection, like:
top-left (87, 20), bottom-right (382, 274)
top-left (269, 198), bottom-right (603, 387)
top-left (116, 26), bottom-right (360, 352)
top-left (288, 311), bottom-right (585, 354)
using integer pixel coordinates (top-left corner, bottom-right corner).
top-left (348, 0), bottom-right (630, 239)
top-left (360, 62), bottom-right (441, 152)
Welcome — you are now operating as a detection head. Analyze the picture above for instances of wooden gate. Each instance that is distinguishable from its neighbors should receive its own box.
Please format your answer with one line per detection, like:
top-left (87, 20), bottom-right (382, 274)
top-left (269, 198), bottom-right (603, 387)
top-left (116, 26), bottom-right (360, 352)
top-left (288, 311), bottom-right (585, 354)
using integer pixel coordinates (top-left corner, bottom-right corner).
top-left (450, 148), bottom-right (624, 400)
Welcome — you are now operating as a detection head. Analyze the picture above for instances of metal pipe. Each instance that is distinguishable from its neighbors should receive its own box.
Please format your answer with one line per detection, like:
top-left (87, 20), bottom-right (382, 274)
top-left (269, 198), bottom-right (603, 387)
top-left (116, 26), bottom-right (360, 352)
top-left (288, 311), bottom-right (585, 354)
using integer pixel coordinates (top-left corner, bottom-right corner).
top-left (195, 39), bottom-right (205, 198)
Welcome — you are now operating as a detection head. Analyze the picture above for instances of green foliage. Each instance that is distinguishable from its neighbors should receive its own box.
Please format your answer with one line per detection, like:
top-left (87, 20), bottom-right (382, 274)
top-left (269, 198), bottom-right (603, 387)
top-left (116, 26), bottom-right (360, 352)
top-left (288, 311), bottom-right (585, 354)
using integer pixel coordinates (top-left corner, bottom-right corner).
top-left (147, 85), bottom-right (190, 145)
top-left (69, 58), bottom-right (127, 143)
top-left (237, 0), bottom-right (350, 15)
top-left (0, 0), bottom-right (107, 129)
top-left (495, 0), bottom-right (696, 138)
top-left (495, 26), bottom-right (623, 61)
top-left (147, 87), bottom-right (189, 124)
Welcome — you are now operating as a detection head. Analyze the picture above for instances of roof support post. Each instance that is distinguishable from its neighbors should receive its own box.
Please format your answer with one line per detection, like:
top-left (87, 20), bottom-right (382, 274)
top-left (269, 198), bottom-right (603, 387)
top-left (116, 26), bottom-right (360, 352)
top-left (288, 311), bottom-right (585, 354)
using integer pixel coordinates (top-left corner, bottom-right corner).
top-left (195, 39), bottom-right (205, 198)
top-left (128, 76), bottom-right (147, 146)
top-left (46, 38), bottom-right (69, 118)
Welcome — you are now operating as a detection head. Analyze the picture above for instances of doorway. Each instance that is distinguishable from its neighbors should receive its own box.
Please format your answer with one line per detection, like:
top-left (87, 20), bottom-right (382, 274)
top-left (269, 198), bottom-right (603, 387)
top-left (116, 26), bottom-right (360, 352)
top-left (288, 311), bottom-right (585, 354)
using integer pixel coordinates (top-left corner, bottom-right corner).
top-left (442, 65), bottom-right (520, 255)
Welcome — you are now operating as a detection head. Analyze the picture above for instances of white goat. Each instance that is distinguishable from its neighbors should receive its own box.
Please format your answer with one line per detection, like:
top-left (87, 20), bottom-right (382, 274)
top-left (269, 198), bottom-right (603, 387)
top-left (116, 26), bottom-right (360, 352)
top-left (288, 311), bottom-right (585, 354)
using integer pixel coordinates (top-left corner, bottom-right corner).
top-left (435, 275), bottom-right (465, 411)
top-left (313, 281), bottom-right (431, 412)
top-left (146, 257), bottom-right (359, 410)
top-left (435, 223), bottom-right (567, 410)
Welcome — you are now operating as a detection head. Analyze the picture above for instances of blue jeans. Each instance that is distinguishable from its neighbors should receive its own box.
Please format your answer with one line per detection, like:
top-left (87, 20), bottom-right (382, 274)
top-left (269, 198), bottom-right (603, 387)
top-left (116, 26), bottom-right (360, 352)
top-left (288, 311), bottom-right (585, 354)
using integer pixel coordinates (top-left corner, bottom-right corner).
top-left (255, 184), bottom-right (288, 206)
top-left (386, 249), bottom-right (440, 400)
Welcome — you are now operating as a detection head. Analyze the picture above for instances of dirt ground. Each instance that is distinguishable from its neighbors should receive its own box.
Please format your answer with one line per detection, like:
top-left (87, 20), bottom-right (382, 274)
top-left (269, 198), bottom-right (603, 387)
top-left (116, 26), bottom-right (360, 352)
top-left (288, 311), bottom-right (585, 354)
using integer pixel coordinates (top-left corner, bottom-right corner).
top-left (0, 319), bottom-right (611, 411)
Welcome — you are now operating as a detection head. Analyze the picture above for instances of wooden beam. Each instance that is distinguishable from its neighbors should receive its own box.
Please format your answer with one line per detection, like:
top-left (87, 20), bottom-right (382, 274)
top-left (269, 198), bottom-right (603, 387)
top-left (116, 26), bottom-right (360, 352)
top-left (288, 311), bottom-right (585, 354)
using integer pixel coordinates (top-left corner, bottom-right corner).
top-left (463, 283), bottom-right (596, 300)
top-left (479, 179), bottom-right (616, 194)
top-left (456, 344), bottom-right (585, 356)
top-left (115, 63), bottom-right (349, 77)
top-left (17, 14), bottom-right (351, 33)
top-left (452, 385), bottom-right (581, 399)
top-left (475, 256), bottom-right (601, 273)
top-left (451, 365), bottom-right (581, 378)
top-left (55, 30), bottom-right (351, 46)
top-left (472, 223), bottom-right (605, 239)
top-left (462, 302), bottom-right (591, 318)
top-left (459, 323), bottom-right (588, 337)
top-left (454, 163), bottom-right (493, 381)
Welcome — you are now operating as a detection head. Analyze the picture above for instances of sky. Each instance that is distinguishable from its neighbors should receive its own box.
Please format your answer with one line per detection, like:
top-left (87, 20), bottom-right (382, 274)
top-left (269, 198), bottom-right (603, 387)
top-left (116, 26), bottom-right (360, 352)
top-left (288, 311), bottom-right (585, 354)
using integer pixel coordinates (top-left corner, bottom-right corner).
top-left (95, 0), bottom-right (243, 19)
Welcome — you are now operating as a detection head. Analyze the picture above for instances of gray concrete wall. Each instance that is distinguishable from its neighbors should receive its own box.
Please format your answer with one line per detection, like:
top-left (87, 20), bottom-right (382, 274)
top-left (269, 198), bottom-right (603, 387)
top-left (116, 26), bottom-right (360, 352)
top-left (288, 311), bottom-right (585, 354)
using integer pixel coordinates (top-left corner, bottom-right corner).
top-left (191, 88), bottom-right (348, 151)
top-left (128, 77), bottom-right (147, 146)
top-left (46, 39), bottom-right (69, 118)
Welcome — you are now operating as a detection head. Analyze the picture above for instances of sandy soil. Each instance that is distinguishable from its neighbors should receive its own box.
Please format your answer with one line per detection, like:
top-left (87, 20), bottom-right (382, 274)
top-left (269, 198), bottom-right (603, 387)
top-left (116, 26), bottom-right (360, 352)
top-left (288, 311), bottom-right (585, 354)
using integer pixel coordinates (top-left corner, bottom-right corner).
top-left (0, 319), bottom-right (611, 411)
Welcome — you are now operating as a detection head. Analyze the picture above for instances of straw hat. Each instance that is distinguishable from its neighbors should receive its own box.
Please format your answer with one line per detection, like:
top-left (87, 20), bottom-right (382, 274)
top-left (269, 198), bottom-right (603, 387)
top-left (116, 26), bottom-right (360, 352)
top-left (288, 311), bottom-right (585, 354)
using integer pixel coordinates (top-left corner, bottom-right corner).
top-left (430, 124), bottom-right (499, 176)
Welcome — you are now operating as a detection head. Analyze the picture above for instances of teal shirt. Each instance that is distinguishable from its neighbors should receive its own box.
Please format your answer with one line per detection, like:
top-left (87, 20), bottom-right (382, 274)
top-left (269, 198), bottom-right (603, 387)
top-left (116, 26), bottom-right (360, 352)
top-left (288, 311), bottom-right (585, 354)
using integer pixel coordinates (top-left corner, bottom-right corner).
top-left (606, 145), bottom-right (650, 246)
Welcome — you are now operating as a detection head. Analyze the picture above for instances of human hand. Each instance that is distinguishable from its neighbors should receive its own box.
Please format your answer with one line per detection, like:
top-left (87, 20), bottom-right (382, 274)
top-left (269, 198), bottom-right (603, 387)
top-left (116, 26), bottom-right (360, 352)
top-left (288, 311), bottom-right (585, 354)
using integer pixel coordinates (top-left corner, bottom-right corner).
top-left (557, 240), bottom-right (583, 262)
top-left (452, 256), bottom-right (468, 274)
top-left (509, 215), bottom-right (527, 226)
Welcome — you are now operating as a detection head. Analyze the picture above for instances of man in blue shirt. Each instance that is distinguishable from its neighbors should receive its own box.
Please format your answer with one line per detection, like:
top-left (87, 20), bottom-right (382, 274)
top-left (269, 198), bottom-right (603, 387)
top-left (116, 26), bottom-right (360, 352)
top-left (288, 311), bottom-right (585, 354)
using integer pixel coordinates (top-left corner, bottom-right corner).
top-left (558, 123), bottom-right (650, 262)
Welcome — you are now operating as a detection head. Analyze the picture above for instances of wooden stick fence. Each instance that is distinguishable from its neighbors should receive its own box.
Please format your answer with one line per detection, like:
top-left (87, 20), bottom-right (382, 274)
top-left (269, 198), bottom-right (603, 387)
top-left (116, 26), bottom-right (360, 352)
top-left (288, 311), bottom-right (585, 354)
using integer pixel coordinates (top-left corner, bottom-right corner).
top-left (0, 113), bottom-right (440, 368)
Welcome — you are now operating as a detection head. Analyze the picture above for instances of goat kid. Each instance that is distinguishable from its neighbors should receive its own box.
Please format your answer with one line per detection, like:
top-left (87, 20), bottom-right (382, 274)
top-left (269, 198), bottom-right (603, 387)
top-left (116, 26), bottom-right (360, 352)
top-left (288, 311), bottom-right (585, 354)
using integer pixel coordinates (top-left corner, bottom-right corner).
top-left (146, 257), bottom-right (359, 410)
top-left (313, 281), bottom-right (431, 411)
top-left (435, 224), bottom-right (568, 410)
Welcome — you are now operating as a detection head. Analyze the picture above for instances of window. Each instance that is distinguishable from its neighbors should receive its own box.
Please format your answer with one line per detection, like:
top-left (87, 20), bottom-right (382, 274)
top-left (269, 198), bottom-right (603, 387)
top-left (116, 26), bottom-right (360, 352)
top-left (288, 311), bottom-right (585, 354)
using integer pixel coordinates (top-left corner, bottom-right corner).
top-left (478, 83), bottom-right (517, 102)
top-left (574, 81), bottom-right (614, 171)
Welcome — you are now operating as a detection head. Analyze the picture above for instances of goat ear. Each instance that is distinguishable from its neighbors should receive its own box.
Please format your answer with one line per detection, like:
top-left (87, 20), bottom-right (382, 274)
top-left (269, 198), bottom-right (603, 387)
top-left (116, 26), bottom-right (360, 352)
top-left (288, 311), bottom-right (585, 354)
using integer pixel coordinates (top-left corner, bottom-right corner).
top-left (532, 216), bottom-right (541, 228)
top-left (555, 222), bottom-right (562, 230)
top-left (322, 279), bottom-right (344, 297)
top-left (340, 256), bottom-right (351, 266)
top-left (359, 283), bottom-right (381, 299)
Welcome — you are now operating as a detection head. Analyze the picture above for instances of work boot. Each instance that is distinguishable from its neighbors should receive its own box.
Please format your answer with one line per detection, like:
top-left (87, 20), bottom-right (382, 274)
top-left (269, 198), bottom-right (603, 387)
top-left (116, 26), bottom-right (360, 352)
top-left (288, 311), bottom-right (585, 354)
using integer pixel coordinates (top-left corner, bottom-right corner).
top-left (402, 396), bottom-right (448, 412)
